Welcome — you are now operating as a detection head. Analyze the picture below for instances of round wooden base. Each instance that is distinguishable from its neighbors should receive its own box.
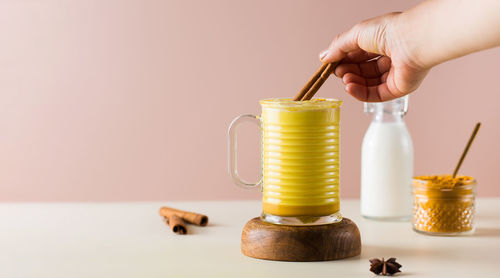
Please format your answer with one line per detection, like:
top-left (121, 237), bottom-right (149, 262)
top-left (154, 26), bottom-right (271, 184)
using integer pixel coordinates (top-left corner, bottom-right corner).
top-left (241, 217), bottom-right (361, 261)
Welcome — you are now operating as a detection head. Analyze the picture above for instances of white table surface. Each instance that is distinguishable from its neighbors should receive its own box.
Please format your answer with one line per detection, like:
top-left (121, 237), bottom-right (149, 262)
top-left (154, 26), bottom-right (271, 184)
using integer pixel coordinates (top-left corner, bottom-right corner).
top-left (1, 199), bottom-right (499, 278)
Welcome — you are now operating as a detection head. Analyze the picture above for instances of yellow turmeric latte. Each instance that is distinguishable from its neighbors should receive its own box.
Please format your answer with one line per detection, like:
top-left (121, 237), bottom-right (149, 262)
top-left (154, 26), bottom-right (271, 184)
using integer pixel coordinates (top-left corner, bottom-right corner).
top-left (260, 98), bottom-right (342, 217)
top-left (412, 175), bottom-right (476, 235)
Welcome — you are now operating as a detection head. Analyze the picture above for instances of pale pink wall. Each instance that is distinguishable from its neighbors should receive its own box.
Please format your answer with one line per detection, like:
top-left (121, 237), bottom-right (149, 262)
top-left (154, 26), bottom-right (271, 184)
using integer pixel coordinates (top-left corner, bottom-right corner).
top-left (0, 0), bottom-right (499, 202)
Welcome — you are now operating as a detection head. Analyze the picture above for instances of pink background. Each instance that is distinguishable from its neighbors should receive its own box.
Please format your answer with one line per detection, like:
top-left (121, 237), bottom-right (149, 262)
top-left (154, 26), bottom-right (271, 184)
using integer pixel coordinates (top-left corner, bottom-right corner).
top-left (1, 0), bottom-right (499, 202)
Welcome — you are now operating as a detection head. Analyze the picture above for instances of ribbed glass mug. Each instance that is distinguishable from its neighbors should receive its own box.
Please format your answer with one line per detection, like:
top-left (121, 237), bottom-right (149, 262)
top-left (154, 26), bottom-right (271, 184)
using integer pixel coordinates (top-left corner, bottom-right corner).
top-left (228, 98), bottom-right (343, 225)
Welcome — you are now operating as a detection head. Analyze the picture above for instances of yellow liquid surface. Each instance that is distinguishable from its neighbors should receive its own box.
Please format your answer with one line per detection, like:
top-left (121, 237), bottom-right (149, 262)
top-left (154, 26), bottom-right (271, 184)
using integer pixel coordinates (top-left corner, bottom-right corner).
top-left (260, 98), bottom-right (342, 216)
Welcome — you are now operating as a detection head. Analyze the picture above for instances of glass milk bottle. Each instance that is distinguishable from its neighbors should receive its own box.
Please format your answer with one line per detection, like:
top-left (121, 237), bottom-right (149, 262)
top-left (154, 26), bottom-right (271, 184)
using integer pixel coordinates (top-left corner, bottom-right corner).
top-left (361, 96), bottom-right (413, 220)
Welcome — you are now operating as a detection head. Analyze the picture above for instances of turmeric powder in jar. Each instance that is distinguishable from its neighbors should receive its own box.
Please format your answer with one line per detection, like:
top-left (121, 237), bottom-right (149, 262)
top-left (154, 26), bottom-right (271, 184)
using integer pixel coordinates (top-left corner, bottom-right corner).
top-left (412, 175), bottom-right (476, 235)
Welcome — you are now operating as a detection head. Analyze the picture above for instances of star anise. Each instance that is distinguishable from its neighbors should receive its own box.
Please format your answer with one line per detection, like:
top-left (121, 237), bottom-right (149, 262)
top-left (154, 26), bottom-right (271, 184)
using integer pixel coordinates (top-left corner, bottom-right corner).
top-left (369, 257), bottom-right (402, 275)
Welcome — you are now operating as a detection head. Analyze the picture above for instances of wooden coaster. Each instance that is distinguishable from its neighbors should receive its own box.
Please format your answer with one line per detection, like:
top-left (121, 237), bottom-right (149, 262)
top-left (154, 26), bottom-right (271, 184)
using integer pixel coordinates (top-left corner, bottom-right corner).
top-left (241, 217), bottom-right (361, 261)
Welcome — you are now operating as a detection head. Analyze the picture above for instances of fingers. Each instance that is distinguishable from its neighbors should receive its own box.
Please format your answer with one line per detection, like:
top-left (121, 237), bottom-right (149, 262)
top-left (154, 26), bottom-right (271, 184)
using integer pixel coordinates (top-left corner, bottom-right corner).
top-left (345, 83), bottom-right (382, 102)
top-left (380, 71), bottom-right (389, 83)
top-left (343, 73), bottom-right (381, 87)
top-left (343, 49), bottom-right (379, 63)
top-left (343, 68), bottom-right (405, 102)
top-left (318, 11), bottom-right (424, 102)
top-left (335, 56), bottom-right (392, 78)
top-left (321, 26), bottom-right (361, 63)
top-left (320, 14), bottom-right (395, 64)
top-left (345, 83), bottom-right (398, 102)
top-left (318, 49), bottom-right (379, 63)
top-left (333, 55), bottom-right (398, 101)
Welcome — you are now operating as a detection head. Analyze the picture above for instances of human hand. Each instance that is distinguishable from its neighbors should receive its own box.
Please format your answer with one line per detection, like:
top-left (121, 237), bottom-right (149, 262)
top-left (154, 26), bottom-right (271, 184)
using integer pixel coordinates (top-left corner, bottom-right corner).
top-left (320, 12), bottom-right (429, 102)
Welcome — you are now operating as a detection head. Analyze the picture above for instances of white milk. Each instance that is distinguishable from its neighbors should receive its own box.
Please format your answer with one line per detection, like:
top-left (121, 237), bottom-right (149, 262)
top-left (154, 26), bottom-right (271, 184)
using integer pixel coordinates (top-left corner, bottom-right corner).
top-left (361, 97), bottom-right (413, 220)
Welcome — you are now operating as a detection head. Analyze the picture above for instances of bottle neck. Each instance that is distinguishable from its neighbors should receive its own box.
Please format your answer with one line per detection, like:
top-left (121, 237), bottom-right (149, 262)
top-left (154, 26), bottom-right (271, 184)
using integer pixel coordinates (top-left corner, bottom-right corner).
top-left (364, 95), bottom-right (409, 123)
top-left (372, 112), bottom-right (404, 123)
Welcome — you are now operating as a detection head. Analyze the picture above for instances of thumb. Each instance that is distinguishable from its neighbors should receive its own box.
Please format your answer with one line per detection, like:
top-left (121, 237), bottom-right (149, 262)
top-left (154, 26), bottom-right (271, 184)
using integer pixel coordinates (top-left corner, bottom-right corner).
top-left (321, 26), bottom-right (361, 63)
top-left (322, 13), bottom-right (400, 63)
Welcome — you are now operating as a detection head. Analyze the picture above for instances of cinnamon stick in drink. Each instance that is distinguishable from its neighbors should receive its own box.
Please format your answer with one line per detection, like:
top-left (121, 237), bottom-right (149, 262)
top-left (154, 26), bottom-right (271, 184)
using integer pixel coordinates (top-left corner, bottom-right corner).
top-left (293, 61), bottom-right (341, 101)
top-left (159, 206), bottom-right (209, 226)
top-left (293, 63), bottom-right (328, 101)
top-left (166, 214), bottom-right (187, 235)
top-left (301, 62), bottom-right (339, 101)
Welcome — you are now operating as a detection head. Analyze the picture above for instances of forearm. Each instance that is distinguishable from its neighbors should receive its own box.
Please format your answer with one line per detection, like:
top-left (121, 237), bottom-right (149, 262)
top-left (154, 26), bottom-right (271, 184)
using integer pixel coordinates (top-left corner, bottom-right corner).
top-left (396, 0), bottom-right (500, 68)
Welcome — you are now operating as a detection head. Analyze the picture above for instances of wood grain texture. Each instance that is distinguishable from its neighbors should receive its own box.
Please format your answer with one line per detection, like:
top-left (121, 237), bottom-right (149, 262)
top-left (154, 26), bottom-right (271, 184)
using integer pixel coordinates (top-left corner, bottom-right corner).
top-left (241, 217), bottom-right (361, 261)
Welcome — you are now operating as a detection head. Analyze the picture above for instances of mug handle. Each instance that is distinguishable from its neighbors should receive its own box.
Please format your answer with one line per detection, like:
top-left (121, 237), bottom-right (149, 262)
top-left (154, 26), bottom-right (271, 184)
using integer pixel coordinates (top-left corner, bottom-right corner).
top-left (228, 114), bottom-right (262, 189)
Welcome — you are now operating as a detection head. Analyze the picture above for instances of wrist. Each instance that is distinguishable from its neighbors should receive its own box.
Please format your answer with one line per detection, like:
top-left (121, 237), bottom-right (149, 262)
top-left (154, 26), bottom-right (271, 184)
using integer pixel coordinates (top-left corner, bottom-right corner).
top-left (388, 12), bottom-right (431, 70)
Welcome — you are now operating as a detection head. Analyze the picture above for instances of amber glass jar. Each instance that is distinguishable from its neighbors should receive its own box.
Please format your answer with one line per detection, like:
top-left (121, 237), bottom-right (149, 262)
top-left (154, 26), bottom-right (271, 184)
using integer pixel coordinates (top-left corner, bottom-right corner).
top-left (412, 175), bottom-right (476, 236)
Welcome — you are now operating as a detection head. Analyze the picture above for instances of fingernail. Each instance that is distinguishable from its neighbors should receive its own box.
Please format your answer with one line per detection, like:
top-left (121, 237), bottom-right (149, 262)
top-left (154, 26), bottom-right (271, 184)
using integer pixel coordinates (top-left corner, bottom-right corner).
top-left (319, 50), bottom-right (329, 61)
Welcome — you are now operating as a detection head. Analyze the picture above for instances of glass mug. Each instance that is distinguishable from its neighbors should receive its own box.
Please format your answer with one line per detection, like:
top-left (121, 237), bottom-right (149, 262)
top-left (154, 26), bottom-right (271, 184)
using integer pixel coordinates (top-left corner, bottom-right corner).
top-left (228, 98), bottom-right (343, 225)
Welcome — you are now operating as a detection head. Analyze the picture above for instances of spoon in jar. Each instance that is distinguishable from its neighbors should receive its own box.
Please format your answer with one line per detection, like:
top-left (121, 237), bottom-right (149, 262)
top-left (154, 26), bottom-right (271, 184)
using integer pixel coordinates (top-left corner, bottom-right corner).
top-left (452, 122), bottom-right (481, 178)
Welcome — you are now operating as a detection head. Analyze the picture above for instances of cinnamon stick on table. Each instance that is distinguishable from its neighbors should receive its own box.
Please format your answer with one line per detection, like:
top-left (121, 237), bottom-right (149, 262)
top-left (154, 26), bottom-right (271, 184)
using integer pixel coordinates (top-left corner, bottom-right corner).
top-left (159, 206), bottom-right (209, 226)
top-left (166, 214), bottom-right (187, 235)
